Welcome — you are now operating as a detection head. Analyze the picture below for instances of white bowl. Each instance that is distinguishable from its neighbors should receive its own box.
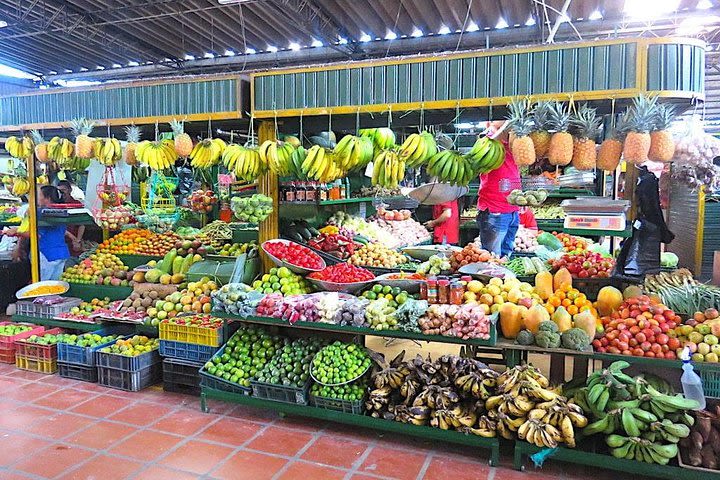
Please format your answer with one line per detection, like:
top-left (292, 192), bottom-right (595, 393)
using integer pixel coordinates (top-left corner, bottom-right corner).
top-left (261, 239), bottom-right (325, 275)
top-left (16, 281), bottom-right (70, 299)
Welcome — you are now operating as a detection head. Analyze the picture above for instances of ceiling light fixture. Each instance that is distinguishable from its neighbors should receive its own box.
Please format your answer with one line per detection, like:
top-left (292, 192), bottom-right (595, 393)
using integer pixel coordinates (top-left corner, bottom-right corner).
top-left (466, 21), bottom-right (480, 32)
top-left (525, 16), bottom-right (536, 26)
top-left (224, 50), bottom-right (235, 56)
top-left (245, 47), bottom-right (256, 54)
top-left (96, 66), bottom-right (105, 70)
top-left (385, 30), bottom-right (397, 40)
top-left (204, 52), bottom-right (214, 58)
top-left (411, 27), bottom-right (423, 37)
top-left (338, 37), bottom-right (348, 44)
top-left (289, 42), bottom-right (301, 51)
top-left (79, 67), bottom-right (88, 72)
top-left (267, 45), bottom-right (278, 52)
top-left (48, 71), bottom-right (57, 75)
top-left (311, 39), bottom-right (323, 47)
top-left (0, 20), bottom-right (7, 28)
top-left (112, 64), bottom-right (121, 68)
top-left (360, 32), bottom-right (371, 42)
top-left (588, 10), bottom-right (603, 20)
top-left (184, 54), bottom-right (194, 60)
top-left (127, 61), bottom-right (139, 66)
top-left (438, 25), bottom-right (451, 34)
top-left (698, 0), bottom-right (713, 8)
top-left (496, 17), bottom-right (509, 29)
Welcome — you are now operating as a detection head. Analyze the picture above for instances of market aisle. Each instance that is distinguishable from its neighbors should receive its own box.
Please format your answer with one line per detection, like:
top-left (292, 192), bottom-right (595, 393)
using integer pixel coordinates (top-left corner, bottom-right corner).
top-left (0, 362), bottom-right (633, 480)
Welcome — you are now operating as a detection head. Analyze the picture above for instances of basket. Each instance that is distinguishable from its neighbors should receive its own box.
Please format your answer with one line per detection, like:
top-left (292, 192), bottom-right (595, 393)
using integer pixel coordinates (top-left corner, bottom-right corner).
top-left (57, 326), bottom-right (134, 366)
top-left (58, 362), bottom-right (98, 382)
top-left (250, 378), bottom-right (311, 405)
top-left (700, 369), bottom-right (720, 399)
top-left (159, 340), bottom-right (217, 363)
top-left (14, 328), bottom-right (64, 363)
top-left (16, 354), bottom-right (57, 374)
top-left (95, 348), bottom-right (161, 371)
top-left (0, 322), bottom-right (46, 364)
top-left (15, 298), bottom-right (82, 318)
top-left (163, 358), bottom-right (202, 395)
top-left (309, 393), bottom-right (365, 414)
top-left (97, 363), bottom-right (162, 392)
top-left (199, 368), bottom-right (251, 395)
top-left (159, 322), bottom-right (223, 347)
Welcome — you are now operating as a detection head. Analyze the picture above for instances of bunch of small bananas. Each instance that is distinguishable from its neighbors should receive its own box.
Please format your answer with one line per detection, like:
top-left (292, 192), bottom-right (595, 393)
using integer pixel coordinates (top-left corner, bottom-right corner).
top-left (430, 405), bottom-right (478, 430)
top-left (427, 150), bottom-right (475, 186)
top-left (399, 131), bottom-right (438, 168)
top-left (190, 138), bottom-right (226, 169)
top-left (359, 127), bottom-right (396, 151)
top-left (371, 149), bottom-right (404, 188)
top-left (289, 146), bottom-right (308, 179)
top-left (454, 368), bottom-right (499, 400)
top-left (465, 136), bottom-right (506, 174)
top-left (372, 355), bottom-right (411, 389)
top-left (4, 136), bottom-right (34, 159)
top-left (333, 135), bottom-right (374, 172)
top-left (520, 396), bottom-right (588, 448)
top-left (136, 139), bottom-right (177, 170)
top-left (606, 435), bottom-right (679, 464)
top-left (59, 156), bottom-right (91, 172)
top-left (12, 177), bottom-right (30, 196)
top-left (301, 145), bottom-right (346, 183)
top-left (94, 138), bottom-right (122, 166)
top-left (48, 137), bottom-right (74, 162)
top-left (223, 144), bottom-right (265, 182)
top-left (259, 140), bottom-right (296, 176)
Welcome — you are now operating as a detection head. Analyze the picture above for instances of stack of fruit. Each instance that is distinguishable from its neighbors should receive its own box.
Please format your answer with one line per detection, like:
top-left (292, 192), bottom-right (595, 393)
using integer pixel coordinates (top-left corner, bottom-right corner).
top-left (97, 229), bottom-right (179, 256)
top-left (22, 332), bottom-right (76, 346)
top-left (449, 244), bottom-right (503, 271)
top-left (99, 336), bottom-right (160, 357)
top-left (263, 240), bottom-right (324, 271)
top-left (311, 379), bottom-right (368, 403)
top-left (212, 283), bottom-right (265, 316)
top-left (146, 278), bottom-right (217, 323)
top-left (549, 251), bottom-right (614, 279)
top-left (117, 291), bottom-right (161, 321)
top-left (59, 332), bottom-right (122, 348)
top-left (463, 277), bottom-right (539, 314)
top-left (311, 342), bottom-right (371, 385)
top-left (554, 233), bottom-right (589, 254)
top-left (136, 249), bottom-right (201, 285)
top-left (671, 308), bottom-right (720, 362)
top-left (375, 207), bottom-right (412, 221)
top-left (172, 239), bottom-right (206, 257)
top-left (594, 294), bottom-right (680, 358)
top-left (188, 189), bottom-right (217, 214)
top-left (371, 217), bottom-right (431, 247)
top-left (252, 266), bottom-right (312, 295)
top-left (0, 325), bottom-right (32, 336)
top-left (349, 243), bottom-right (408, 269)
top-left (308, 263), bottom-right (374, 283)
top-left (61, 253), bottom-right (130, 286)
top-left (230, 194), bottom-right (274, 223)
top-left (255, 337), bottom-right (325, 387)
top-left (573, 361), bottom-right (695, 464)
top-left (307, 233), bottom-right (357, 260)
top-left (95, 205), bottom-right (137, 231)
top-left (203, 325), bottom-right (281, 388)
top-left (56, 298), bottom-right (113, 321)
top-left (216, 242), bottom-right (256, 257)
top-left (532, 204), bottom-right (565, 220)
top-left (418, 304), bottom-right (492, 340)
top-left (415, 255), bottom-right (452, 276)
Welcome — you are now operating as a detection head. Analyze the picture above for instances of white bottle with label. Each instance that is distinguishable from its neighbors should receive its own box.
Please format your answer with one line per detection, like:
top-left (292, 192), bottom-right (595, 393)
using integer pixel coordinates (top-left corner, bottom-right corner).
top-left (680, 347), bottom-right (706, 410)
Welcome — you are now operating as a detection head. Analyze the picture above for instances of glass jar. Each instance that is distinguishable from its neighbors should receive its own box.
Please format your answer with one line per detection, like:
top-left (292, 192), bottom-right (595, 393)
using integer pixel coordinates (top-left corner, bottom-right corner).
top-left (426, 277), bottom-right (438, 304)
top-left (449, 281), bottom-right (464, 305)
top-left (419, 281), bottom-right (428, 300)
top-left (438, 279), bottom-right (450, 304)
top-left (296, 182), bottom-right (306, 202)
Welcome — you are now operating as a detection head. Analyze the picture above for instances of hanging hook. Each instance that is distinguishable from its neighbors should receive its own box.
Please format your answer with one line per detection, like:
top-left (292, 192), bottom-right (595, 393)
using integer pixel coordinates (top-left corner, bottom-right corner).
top-left (355, 107), bottom-right (360, 134)
top-left (300, 110), bottom-right (304, 143)
top-left (387, 105), bottom-right (392, 128)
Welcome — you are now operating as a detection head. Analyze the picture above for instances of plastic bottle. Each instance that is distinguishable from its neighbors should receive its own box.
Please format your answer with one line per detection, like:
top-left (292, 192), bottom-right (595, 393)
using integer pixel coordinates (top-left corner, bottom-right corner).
top-left (680, 347), bottom-right (706, 410)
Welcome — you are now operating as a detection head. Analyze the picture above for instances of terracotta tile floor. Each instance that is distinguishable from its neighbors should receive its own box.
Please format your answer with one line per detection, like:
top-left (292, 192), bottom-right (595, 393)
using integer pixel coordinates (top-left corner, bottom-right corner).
top-left (0, 362), bottom-right (650, 480)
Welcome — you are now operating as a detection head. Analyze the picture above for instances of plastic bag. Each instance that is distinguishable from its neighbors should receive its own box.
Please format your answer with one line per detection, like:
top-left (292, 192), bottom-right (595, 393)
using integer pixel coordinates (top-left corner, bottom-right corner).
top-left (177, 165), bottom-right (194, 195)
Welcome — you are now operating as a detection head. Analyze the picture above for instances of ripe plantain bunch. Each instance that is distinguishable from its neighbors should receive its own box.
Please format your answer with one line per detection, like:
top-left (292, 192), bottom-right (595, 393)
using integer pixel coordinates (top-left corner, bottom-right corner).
top-left (47, 136), bottom-right (75, 163)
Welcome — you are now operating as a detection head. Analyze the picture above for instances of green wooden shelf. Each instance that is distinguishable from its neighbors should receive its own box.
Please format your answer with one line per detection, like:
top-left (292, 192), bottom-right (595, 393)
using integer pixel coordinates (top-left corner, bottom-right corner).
top-left (66, 284), bottom-right (133, 302)
top-left (513, 441), bottom-right (717, 478)
top-left (215, 313), bottom-right (498, 347)
top-left (200, 386), bottom-right (501, 466)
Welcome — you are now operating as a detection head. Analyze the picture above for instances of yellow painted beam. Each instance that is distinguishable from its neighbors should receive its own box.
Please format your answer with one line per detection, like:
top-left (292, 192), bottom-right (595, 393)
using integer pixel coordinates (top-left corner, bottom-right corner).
top-left (257, 121), bottom-right (278, 272)
top-left (696, 186), bottom-right (706, 276)
top-left (26, 156), bottom-right (39, 283)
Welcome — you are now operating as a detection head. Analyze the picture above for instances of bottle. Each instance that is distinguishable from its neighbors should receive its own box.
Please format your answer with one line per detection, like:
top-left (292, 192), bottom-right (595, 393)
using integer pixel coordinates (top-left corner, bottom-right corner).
top-left (449, 281), bottom-right (463, 305)
top-left (296, 182), bottom-right (306, 202)
top-left (340, 179), bottom-right (348, 199)
top-left (219, 202), bottom-right (232, 223)
top-left (306, 182), bottom-right (316, 202)
top-left (680, 347), bottom-right (706, 410)
top-left (330, 181), bottom-right (340, 200)
top-left (419, 281), bottom-right (428, 300)
top-left (286, 182), bottom-right (295, 202)
top-left (437, 279), bottom-right (450, 304)
top-left (318, 183), bottom-right (328, 202)
top-left (426, 277), bottom-right (438, 304)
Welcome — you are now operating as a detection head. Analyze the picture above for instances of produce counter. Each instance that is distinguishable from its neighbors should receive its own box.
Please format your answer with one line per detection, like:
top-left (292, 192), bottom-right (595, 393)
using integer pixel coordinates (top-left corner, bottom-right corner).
top-left (67, 284), bottom-right (133, 302)
top-left (9, 314), bottom-right (158, 336)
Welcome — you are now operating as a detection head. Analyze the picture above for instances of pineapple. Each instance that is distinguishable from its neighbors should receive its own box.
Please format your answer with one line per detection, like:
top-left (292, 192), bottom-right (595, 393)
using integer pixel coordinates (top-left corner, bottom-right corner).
top-left (529, 101), bottom-right (552, 158)
top-left (648, 103), bottom-right (676, 162)
top-left (597, 113), bottom-right (629, 172)
top-left (123, 125), bottom-right (141, 166)
top-left (569, 104), bottom-right (601, 170)
top-left (506, 99), bottom-right (536, 166)
top-left (70, 118), bottom-right (95, 159)
top-left (547, 102), bottom-right (573, 166)
top-left (31, 130), bottom-right (49, 164)
top-left (171, 119), bottom-right (193, 157)
top-left (622, 95), bottom-right (657, 164)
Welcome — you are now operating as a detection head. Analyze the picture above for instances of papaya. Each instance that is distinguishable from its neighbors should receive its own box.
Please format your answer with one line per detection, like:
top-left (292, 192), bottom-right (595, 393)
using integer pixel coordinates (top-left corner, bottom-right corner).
top-left (523, 304), bottom-right (550, 334)
top-left (159, 249), bottom-right (177, 274)
top-left (535, 271), bottom-right (553, 301)
top-left (144, 268), bottom-right (163, 283)
top-left (596, 286), bottom-right (623, 316)
top-left (553, 267), bottom-right (572, 291)
top-left (623, 285), bottom-right (643, 300)
top-left (172, 255), bottom-right (184, 275)
top-left (551, 306), bottom-right (573, 332)
top-left (180, 254), bottom-right (194, 274)
top-left (573, 310), bottom-right (597, 339)
top-left (499, 303), bottom-right (524, 339)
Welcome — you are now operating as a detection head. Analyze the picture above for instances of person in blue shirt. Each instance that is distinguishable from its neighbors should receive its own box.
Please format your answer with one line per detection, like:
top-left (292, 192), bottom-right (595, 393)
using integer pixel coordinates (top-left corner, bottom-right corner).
top-left (5, 186), bottom-right (70, 281)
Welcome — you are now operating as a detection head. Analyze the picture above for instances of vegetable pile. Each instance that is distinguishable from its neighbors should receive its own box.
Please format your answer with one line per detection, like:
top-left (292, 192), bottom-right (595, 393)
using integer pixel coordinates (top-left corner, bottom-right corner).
top-left (644, 269), bottom-right (720, 314)
top-left (349, 242), bottom-right (408, 268)
top-left (307, 233), bottom-right (357, 259)
top-left (550, 251), bottom-right (614, 278)
top-left (418, 304), bottom-right (492, 340)
top-left (263, 240), bottom-right (325, 270)
top-left (505, 257), bottom-right (547, 276)
top-left (308, 263), bottom-right (374, 283)
top-left (514, 226), bottom-right (540, 253)
top-left (681, 408), bottom-right (720, 469)
top-left (450, 244), bottom-right (503, 271)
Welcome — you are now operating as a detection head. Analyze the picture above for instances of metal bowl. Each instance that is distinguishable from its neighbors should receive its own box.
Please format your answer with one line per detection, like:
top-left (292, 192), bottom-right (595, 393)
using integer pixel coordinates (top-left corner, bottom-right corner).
top-left (16, 281), bottom-right (70, 299)
top-left (373, 272), bottom-right (424, 293)
top-left (261, 239), bottom-right (325, 275)
top-left (457, 262), bottom-right (516, 282)
top-left (402, 244), bottom-right (462, 261)
top-left (404, 182), bottom-right (469, 205)
top-left (306, 277), bottom-right (374, 294)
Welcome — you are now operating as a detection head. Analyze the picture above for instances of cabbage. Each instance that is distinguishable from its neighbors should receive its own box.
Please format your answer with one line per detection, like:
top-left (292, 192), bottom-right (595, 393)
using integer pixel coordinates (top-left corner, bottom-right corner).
top-left (661, 252), bottom-right (679, 268)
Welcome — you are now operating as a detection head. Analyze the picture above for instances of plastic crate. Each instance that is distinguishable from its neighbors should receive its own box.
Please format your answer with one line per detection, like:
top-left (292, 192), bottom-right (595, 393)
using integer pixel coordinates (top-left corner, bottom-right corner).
top-left (58, 361), bottom-right (98, 383)
top-left (57, 326), bottom-right (135, 366)
top-left (700, 369), bottom-right (720, 399)
top-left (0, 322), bottom-right (45, 357)
top-left (15, 354), bottom-right (57, 374)
top-left (163, 358), bottom-right (202, 395)
top-left (15, 297), bottom-right (82, 319)
top-left (95, 348), bottom-right (161, 371)
top-left (571, 277), bottom-right (613, 301)
top-left (97, 363), bottom-right (162, 392)
top-left (0, 346), bottom-right (14, 363)
top-left (159, 340), bottom-right (216, 363)
top-left (309, 394), bottom-right (365, 414)
top-left (14, 328), bottom-right (64, 363)
top-left (199, 368), bottom-right (251, 396)
top-left (250, 378), bottom-right (311, 405)
top-left (159, 321), bottom-right (223, 347)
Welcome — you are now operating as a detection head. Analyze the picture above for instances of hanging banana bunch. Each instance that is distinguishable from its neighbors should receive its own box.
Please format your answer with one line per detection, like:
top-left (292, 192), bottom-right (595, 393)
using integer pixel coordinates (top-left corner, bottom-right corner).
top-left (289, 146), bottom-right (308, 180)
top-left (4, 135), bottom-right (34, 159)
top-left (427, 150), bottom-right (475, 186)
top-left (300, 145), bottom-right (346, 182)
top-left (259, 140), bottom-right (296, 177)
top-left (222, 144), bottom-right (266, 182)
top-left (399, 131), bottom-right (437, 168)
top-left (136, 139), bottom-right (177, 170)
top-left (58, 156), bottom-right (91, 172)
top-left (372, 149), bottom-right (405, 188)
top-left (11, 177), bottom-right (30, 196)
top-left (94, 138), bottom-right (122, 166)
top-left (48, 136), bottom-right (74, 163)
top-left (333, 135), bottom-right (375, 172)
top-left (190, 138), bottom-right (226, 169)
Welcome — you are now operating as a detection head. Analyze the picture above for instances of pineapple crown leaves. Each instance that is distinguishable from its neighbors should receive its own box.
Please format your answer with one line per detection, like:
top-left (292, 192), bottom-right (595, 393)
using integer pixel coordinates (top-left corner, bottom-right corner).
top-left (506, 99), bottom-right (534, 137)
top-left (547, 101), bottom-right (570, 133)
top-left (69, 117), bottom-right (95, 137)
top-left (607, 112), bottom-right (631, 141)
top-left (125, 125), bottom-right (142, 143)
top-left (569, 104), bottom-right (602, 140)
top-left (30, 129), bottom-right (44, 144)
top-left (652, 103), bottom-right (675, 131)
top-left (627, 94), bottom-right (659, 134)
top-left (530, 101), bottom-right (552, 132)
top-left (169, 119), bottom-right (185, 135)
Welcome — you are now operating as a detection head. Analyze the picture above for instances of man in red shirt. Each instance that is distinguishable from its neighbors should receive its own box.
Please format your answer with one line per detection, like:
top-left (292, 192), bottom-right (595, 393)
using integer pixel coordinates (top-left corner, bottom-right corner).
top-left (425, 199), bottom-right (459, 245)
top-left (476, 122), bottom-right (520, 257)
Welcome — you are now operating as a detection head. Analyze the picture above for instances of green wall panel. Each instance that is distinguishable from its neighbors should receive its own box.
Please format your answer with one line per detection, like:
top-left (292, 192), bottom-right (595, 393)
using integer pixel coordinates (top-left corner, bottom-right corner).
top-left (647, 43), bottom-right (704, 93)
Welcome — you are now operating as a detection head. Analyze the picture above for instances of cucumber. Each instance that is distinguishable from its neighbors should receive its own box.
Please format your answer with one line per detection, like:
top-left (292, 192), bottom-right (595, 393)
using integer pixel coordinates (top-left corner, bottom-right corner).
top-left (287, 231), bottom-right (304, 243)
top-left (298, 227), bottom-right (313, 240)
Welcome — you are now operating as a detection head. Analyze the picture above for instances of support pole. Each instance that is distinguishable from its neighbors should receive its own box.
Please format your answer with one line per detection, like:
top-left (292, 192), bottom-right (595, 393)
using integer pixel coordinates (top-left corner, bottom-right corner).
top-left (27, 156), bottom-right (40, 282)
top-left (257, 121), bottom-right (278, 272)
top-left (546, 0), bottom-right (572, 43)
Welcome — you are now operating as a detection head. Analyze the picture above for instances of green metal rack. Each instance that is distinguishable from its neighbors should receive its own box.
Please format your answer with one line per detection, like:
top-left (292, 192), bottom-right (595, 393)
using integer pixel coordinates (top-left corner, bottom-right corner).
top-left (200, 386), bottom-right (501, 466)
top-left (10, 314), bottom-right (158, 336)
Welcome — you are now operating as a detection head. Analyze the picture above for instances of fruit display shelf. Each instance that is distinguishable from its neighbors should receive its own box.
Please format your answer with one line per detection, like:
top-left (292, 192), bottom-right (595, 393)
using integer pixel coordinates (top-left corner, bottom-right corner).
top-left (10, 315), bottom-right (99, 332)
top-left (214, 313), bottom-right (498, 348)
top-left (513, 441), bottom-right (719, 479)
top-left (466, 187), bottom-right (595, 198)
top-left (66, 284), bottom-right (133, 302)
top-left (199, 385), bottom-right (501, 466)
top-left (116, 254), bottom-right (162, 269)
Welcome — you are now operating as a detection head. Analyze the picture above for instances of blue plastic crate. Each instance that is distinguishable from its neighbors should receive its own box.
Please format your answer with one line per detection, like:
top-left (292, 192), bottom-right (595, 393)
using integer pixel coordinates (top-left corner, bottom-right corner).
top-left (57, 326), bottom-right (135, 366)
top-left (159, 340), bottom-right (217, 363)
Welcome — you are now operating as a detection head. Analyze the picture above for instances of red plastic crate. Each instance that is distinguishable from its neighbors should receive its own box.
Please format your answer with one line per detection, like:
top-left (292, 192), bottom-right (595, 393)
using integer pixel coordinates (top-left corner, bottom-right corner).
top-left (0, 322), bottom-right (45, 364)
top-left (14, 328), bottom-right (64, 363)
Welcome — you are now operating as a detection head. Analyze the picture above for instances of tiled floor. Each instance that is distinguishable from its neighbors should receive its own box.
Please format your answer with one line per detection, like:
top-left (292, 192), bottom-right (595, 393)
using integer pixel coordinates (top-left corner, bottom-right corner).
top-left (0, 363), bottom-right (643, 480)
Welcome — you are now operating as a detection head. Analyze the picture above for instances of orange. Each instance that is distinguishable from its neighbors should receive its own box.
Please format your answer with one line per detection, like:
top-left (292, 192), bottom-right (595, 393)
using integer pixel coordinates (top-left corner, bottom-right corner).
top-left (549, 297), bottom-right (561, 307)
top-left (555, 291), bottom-right (566, 300)
top-left (567, 305), bottom-right (579, 315)
top-left (562, 299), bottom-right (572, 307)
top-left (545, 304), bottom-right (555, 315)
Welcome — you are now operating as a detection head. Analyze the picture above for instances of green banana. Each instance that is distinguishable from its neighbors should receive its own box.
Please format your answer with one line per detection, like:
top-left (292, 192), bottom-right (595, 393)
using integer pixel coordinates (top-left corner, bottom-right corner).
top-left (622, 408), bottom-right (641, 437)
